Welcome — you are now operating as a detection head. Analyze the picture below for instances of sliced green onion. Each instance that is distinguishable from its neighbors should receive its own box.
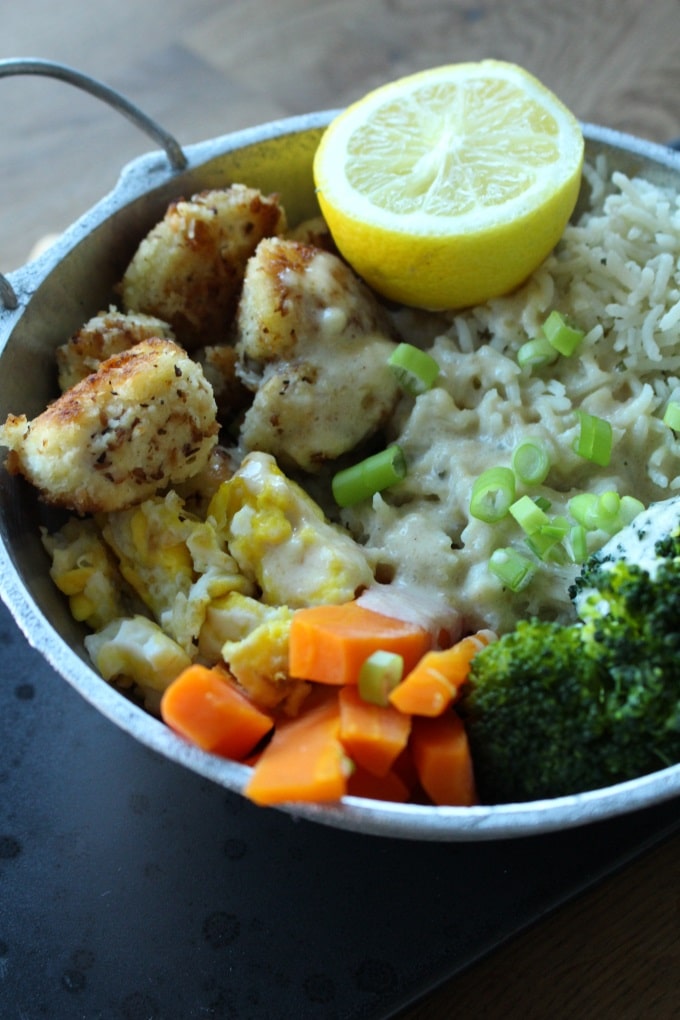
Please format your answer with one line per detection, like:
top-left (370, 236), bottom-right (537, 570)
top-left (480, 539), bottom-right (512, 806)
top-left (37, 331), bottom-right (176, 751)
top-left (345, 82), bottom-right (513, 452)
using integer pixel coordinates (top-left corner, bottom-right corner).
top-left (542, 310), bottom-right (585, 356)
top-left (663, 400), bottom-right (680, 431)
top-left (619, 495), bottom-right (645, 526)
top-left (526, 516), bottom-right (570, 563)
top-left (573, 411), bottom-right (612, 466)
top-left (597, 490), bottom-right (621, 524)
top-left (567, 524), bottom-right (588, 564)
top-left (358, 650), bottom-right (404, 706)
top-left (388, 343), bottom-right (440, 396)
top-left (568, 489), bottom-right (642, 536)
top-left (489, 547), bottom-right (537, 592)
top-left (534, 495), bottom-right (552, 512)
top-left (540, 515), bottom-right (570, 540)
top-left (511, 439), bottom-right (551, 485)
top-left (332, 445), bottom-right (407, 507)
top-left (469, 466), bottom-right (516, 523)
top-left (509, 495), bottom-right (550, 535)
top-left (525, 530), bottom-right (559, 561)
top-left (517, 335), bottom-right (558, 370)
top-left (568, 492), bottom-right (600, 529)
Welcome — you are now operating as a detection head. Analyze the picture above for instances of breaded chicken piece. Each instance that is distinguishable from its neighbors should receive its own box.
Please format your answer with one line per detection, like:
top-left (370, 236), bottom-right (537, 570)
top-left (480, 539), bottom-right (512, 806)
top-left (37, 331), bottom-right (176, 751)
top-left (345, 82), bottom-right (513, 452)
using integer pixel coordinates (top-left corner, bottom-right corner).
top-left (120, 185), bottom-right (287, 350)
top-left (285, 215), bottom-right (337, 254)
top-left (197, 343), bottom-right (250, 424)
top-left (234, 237), bottom-right (401, 472)
top-left (56, 306), bottom-right (174, 391)
top-left (0, 338), bottom-right (219, 514)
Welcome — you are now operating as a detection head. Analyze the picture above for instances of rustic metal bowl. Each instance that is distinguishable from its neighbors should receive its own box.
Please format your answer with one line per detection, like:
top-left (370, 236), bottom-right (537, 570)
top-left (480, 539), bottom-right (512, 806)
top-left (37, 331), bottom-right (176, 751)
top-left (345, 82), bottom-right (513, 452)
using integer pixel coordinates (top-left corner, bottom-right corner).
top-left (1, 61), bottom-right (679, 840)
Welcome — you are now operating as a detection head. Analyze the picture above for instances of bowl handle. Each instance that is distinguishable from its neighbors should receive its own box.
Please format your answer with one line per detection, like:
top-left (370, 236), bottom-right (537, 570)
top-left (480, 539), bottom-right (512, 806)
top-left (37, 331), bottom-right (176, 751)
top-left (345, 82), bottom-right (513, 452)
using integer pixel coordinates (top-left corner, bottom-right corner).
top-left (0, 57), bottom-right (188, 309)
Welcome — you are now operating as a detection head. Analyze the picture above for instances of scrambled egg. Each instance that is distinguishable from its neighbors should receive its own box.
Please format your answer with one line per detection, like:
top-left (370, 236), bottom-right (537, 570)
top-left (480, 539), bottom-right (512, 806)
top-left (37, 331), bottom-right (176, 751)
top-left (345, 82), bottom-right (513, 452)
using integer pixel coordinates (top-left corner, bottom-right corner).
top-left (98, 489), bottom-right (253, 655)
top-left (41, 452), bottom-right (374, 710)
top-left (85, 616), bottom-right (192, 713)
top-left (41, 517), bottom-right (136, 631)
top-left (208, 451), bottom-right (374, 607)
top-left (200, 591), bottom-right (306, 713)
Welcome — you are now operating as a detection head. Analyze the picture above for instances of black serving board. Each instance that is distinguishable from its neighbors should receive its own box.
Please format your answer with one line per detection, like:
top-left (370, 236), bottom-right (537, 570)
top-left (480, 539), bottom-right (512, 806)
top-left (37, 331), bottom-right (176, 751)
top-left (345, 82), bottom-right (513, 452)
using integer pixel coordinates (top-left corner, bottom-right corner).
top-left (0, 596), bottom-right (678, 1020)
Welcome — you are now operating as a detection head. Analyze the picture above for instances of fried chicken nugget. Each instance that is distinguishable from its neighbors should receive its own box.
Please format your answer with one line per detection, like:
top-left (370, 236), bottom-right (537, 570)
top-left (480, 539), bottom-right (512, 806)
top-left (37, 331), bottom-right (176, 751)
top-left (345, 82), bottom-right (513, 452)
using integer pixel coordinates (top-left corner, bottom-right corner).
top-left (0, 338), bottom-right (219, 515)
top-left (56, 307), bottom-right (175, 391)
top-left (120, 185), bottom-right (287, 351)
top-left (234, 237), bottom-right (401, 472)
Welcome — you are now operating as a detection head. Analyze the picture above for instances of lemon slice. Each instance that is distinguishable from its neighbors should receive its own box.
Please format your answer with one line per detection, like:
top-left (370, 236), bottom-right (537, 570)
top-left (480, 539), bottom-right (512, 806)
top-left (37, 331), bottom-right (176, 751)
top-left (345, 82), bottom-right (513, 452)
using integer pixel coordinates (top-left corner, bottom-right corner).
top-left (313, 61), bottom-right (584, 310)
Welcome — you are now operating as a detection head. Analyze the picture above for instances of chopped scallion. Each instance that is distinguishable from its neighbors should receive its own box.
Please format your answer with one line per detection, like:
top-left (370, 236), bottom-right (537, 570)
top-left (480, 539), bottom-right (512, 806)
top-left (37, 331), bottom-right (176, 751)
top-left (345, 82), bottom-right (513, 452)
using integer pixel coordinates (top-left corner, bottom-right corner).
top-left (568, 489), bottom-right (643, 536)
top-left (542, 310), bottom-right (585, 356)
top-left (332, 444), bottom-right (407, 507)
top-left (663, 400), bottom-right (680, 431)
top-left (517, 335), bottom-right (558, 370)
top-left (619, 495), bottom-right (645, 526)
top-left (525, 530), bottom-right (559, 561)
top-left (526, 516), bottom-right (570, 563)
top-left (511, 439), bottom-right (551, 485)
top-left (596, 491), bottom-right (621, 529)
top-left (469, 466), bottom-right (516, 523)
top-left (489, 547), bottom-right (537, 592)
top-left (358, 650), bottom-right (404, 706)
top-left (568, 492), bottom-right (600, 529)
top-left (540, 515), bottom-right (570, 540)
top-left (388, 343), bottom-right (440, 396)
top-left (573, 411), bottom-right (612, 466)
top-left (509, 495), bottom-right (550, 535)
top-left (567, 524), bottom-right (588, 564)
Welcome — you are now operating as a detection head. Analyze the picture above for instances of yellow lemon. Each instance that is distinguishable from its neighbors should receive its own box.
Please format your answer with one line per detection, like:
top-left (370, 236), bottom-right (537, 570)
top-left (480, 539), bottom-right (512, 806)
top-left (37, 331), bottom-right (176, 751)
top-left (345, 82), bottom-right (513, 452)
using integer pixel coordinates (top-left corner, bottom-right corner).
top-left (313, 61), bottom-right (584, 310)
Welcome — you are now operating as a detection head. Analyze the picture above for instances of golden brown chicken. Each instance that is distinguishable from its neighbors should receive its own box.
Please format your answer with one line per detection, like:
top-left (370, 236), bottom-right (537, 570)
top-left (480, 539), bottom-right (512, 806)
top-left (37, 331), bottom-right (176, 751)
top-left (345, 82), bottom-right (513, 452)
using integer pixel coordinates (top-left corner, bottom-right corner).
top-left (56, 307), bottom-right (175, 391)
top-left (0, 338), bottom-right (219, 514)
top-left (233, 236), bottom-right (401, 472)
top-left (120, 185), bottom-right (287, 351)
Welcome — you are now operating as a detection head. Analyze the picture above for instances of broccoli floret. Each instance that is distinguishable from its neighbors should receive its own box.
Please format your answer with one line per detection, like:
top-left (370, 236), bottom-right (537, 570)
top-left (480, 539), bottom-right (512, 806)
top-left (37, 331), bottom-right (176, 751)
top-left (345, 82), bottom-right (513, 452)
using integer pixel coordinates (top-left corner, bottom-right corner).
top-left (458, 620), bottom-right (612, 802)
top-left (459, 497), bottom-right (680, 804)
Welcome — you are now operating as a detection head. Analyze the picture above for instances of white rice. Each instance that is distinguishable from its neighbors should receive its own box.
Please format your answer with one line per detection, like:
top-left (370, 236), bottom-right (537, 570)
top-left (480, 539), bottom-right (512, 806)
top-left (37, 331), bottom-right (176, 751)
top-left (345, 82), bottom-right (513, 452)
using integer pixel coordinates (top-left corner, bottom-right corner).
top-left (341, 158), bottom-right (680, 635)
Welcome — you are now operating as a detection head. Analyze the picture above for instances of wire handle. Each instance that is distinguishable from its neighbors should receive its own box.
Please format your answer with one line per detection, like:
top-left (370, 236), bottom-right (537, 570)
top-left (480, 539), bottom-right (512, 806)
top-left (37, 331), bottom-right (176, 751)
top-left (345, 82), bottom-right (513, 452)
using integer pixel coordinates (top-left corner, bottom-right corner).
top-left (0, 58), bottom-right (189, 308)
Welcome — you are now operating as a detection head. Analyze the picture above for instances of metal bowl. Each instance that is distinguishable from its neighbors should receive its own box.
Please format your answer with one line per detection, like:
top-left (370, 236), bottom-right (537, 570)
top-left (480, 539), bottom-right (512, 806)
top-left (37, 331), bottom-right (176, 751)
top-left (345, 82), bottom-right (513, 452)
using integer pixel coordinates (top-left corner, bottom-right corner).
top-left (1, 66), bottom-right (680, 839)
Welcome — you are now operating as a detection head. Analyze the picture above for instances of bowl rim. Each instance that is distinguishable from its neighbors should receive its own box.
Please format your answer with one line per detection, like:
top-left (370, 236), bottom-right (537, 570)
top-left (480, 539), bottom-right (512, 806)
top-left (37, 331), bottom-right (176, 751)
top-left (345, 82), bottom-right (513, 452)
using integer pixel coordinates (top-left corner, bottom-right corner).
top-left (1, 111), bottom-right (680, 841)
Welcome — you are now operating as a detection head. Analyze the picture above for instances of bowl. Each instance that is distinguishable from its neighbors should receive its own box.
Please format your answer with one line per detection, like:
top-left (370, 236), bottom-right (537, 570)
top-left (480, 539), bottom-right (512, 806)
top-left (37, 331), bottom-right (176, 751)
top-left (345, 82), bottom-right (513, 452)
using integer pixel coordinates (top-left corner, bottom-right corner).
top-left (2, 108), bottom-right (680, 841)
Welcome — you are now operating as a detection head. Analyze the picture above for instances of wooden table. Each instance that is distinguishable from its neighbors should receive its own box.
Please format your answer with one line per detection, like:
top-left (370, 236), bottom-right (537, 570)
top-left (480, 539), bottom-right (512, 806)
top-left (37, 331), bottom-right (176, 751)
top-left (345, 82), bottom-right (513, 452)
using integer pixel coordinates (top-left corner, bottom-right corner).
top-left (1, 2), bottom-right (679, 1017)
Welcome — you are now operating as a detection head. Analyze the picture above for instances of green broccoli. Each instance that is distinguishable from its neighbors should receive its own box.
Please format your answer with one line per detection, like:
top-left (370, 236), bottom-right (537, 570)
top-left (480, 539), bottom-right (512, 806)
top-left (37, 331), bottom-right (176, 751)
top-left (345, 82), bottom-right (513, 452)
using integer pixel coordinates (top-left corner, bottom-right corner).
top-left (458, 496), bottom-right (680, 804)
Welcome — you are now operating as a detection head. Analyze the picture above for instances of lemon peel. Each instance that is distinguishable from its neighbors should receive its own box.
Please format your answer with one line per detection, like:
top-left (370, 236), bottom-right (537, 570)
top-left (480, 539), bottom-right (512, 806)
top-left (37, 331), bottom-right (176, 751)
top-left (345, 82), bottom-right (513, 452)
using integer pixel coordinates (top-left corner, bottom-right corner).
top-left (313, 61), bottom-right (584, 310)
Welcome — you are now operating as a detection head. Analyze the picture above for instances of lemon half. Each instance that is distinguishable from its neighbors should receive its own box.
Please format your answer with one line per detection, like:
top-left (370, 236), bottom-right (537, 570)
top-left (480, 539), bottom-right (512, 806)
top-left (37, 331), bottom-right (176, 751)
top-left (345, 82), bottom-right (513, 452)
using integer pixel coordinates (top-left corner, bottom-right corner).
top-left (313, 61), bottom-right (584, 310)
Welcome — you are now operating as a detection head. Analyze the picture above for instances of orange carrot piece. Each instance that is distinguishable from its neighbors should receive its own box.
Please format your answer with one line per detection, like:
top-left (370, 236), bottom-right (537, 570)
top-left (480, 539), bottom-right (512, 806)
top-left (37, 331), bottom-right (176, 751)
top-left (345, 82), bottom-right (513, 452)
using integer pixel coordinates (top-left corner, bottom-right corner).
top-left (245, 696), bottom-right (349, 805)
top-left (347, 766), bottom-right (410, 803)
top-left (160, 664), bottom-right (274, 760)
top-left (391, 746), bottom-right (420, 797)
top-left (338, 686), bottom-right (411, 777)
top-left (389, 630), bottom-right (495, 717)
top-left (289, 601), bottom-right (431, 686)
top-left (410, 711), bottom-right (478, 806)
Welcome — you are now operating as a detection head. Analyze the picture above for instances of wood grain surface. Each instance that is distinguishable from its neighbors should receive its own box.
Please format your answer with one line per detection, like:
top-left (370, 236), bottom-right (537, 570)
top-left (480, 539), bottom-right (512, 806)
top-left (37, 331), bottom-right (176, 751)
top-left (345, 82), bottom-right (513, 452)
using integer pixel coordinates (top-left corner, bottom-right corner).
top-left (1, 3), bottom-right (679, 1018)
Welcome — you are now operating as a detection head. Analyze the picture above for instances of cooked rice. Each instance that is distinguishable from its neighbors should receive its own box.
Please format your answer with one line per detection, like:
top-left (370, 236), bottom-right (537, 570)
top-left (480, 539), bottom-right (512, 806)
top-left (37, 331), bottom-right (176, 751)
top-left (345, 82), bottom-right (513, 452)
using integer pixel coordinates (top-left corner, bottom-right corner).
top-left (341, 157), bottom-right (680, 635)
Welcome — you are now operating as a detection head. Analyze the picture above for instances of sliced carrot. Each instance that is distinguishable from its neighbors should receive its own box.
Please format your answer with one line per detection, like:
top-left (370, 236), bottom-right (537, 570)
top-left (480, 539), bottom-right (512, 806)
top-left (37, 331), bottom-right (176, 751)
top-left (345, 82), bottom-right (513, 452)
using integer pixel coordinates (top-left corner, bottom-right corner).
top-left (389, 630), bottom-right (495, 716)
top-left (347, 766), bottom-right (410, 803)
top-left (289, 601), bottom-right (431, 686)
top-left (338, 685), bottom-right (411, 777)
top-left (245, 695), bottom-right (349, 805)
top-left (410, 710), bottom-right (478, 806)
top-left (160, 664), bottom-right (274, 760)
top-left (391, 746), bottom-right (420, 797)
